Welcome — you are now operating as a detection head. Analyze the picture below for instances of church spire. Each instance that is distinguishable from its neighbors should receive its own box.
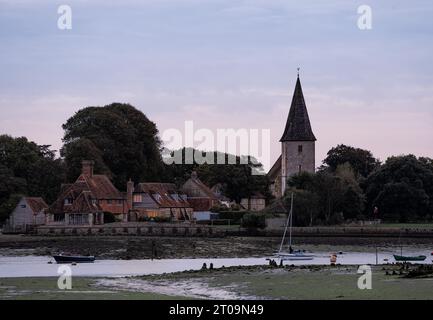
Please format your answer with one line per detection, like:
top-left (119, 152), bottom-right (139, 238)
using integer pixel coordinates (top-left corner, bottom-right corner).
top-left (280, 75), bottom-right (316, 142)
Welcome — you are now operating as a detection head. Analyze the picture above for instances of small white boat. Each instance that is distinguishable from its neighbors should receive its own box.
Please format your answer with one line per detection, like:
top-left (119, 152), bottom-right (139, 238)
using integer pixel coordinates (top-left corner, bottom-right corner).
top-left (277, 252), bottom-right (314, 261)
top-left (274, 193), bottom-right (315, 261)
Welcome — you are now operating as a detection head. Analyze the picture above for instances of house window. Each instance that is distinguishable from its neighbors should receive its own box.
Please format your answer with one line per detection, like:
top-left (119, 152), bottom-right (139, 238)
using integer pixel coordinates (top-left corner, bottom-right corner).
top-left (20, 205), bottom-right (26, 208)
top-left (54, 214), bottom-right (65, 222)
top-left (92, 199), bottom-right (97, 205)
top-left (298, 145), bottom-right (303, 153)
top-left (64, 198), bottom-right (73, 205)
top-left (133, 194), bottom-right (142, 203)
top-left (107, 199), bottom-right (112, 204)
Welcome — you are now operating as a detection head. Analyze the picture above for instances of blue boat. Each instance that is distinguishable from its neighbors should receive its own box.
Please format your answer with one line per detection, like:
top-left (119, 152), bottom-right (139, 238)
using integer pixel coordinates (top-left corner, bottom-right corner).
top-left (53, 254), bottom-right (95, 263)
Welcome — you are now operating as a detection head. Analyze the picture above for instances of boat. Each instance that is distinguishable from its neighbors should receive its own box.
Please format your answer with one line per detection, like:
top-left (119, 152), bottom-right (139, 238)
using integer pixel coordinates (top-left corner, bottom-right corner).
top-left (274, 193), bottom-right (314, 261)
top-left (393, 254), bottom-right (426, 262)
top-left (53, 254), bottom-right (95, 264)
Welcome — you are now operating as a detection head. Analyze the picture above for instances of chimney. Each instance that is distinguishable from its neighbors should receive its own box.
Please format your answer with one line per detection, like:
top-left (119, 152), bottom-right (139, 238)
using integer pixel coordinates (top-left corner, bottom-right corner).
top-left (81, 160), bottom-right (94, 177)
top-left (127, 179), bottom-right (134, 209)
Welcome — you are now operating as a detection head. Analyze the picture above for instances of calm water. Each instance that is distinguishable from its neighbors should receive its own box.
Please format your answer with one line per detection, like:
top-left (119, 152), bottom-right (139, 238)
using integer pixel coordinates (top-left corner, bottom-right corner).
top-left (1, 249), bottom-right (432, 278)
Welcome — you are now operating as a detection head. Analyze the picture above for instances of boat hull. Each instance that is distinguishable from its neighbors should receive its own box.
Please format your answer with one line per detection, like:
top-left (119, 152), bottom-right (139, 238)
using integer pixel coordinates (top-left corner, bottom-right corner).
top-left (53, 255), bottom-right (95, 263)
top-left (393, 254), bottom-right (426, 262)
top-left (276, 252), bottom-right (315, 261)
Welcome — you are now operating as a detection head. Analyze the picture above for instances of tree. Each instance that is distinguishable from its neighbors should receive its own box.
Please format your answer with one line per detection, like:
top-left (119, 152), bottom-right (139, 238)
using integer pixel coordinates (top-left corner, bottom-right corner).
top-left (165, 148), bottom-right (272, 204)
top-left (0, 135), bottom-right (65, 222)
top-left (365, 155), bottom-right (433, 221)
top-left (283, 189), bottom-right (320, 226)
top-left (321, 144), bottom-right (380, 177)
top-left (61, 103), bottom-right (165, 189)
top-left (287, 166), bottom-right (365, 225)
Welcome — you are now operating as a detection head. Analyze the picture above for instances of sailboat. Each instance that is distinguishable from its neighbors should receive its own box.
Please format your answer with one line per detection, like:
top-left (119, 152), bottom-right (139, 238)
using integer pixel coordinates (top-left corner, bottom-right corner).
top-left (275, 193), bottom-right (314, 261)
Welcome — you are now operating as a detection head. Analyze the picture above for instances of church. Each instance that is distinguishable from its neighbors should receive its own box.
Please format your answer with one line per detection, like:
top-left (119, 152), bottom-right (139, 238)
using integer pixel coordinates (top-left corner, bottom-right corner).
top-left (268, 74), bottom-right (316, 198)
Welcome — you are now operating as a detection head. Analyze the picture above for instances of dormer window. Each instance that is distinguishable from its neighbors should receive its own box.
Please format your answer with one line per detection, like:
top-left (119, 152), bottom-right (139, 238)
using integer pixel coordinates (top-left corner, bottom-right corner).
top-left (64, 198), bottom-right (73, 205)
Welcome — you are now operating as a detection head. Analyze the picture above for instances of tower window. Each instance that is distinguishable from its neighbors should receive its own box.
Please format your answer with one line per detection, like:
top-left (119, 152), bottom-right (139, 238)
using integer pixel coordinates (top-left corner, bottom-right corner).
top-left (299, 165), bottom-right (302, 173)
top-left (298, 145), bottom-right (303, 153)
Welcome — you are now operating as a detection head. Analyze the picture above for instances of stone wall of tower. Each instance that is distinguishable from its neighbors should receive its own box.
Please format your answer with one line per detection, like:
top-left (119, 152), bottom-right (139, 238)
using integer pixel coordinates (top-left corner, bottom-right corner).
top-left (281, 141), bottom-right (315, 196)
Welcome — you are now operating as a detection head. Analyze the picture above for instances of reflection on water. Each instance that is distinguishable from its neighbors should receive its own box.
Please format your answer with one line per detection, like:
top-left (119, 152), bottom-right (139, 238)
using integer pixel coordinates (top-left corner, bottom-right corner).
top-left (0, 250), bottom-right (431, 278)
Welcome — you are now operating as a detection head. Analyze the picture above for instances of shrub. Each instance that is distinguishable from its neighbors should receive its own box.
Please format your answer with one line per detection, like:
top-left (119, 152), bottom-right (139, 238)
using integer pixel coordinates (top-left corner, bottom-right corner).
top-left (241, 212), bottom-right (266, 230)
top-left (103, 212), bottom-right (116, 223)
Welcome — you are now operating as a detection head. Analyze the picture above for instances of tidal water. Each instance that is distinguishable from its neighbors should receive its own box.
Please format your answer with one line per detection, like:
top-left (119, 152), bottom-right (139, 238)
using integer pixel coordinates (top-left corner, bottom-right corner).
top-left (0, 249), bottom-right (431, 278)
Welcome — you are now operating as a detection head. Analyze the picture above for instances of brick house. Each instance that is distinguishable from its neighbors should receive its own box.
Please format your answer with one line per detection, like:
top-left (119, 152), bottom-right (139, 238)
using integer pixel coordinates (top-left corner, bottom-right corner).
top-left (46, 161), bottom-right (128, 226)
top-left (181, 171), bottom-right (220, 220)
top-left (128, 182), bottom-right (193, 221)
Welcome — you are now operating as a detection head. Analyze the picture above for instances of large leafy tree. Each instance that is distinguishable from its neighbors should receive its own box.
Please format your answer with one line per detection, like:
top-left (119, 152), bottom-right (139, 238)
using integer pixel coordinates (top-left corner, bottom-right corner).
top-left (0, 135), bottom-right (65, 222)
top-left (165, 148), bottom-right (271, 203)
top-left (61, 103), bottom-right (165, 189)
top-left (365, 155), bottom-right (433, 221)
top-left (321, 144), bottom-right (380, 177)
top-left (286, 164), bottom-right (365, 225)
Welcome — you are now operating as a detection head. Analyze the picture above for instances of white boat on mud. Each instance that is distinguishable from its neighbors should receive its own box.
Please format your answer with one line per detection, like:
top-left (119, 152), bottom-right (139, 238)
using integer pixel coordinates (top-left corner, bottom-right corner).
top-left (274, 193), bottom-right (315, 261)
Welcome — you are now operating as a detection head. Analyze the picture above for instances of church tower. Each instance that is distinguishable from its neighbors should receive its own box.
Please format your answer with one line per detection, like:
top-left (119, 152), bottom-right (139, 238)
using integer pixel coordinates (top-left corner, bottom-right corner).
top-left (280, 74), bottom-right (316, 195)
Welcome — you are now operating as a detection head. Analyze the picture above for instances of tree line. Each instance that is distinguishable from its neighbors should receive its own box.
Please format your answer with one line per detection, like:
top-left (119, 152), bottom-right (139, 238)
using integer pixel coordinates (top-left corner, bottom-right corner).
top-left (1, 103), bottom-right (432, 224)
top-left (279, 145), bottom-right (433, 225)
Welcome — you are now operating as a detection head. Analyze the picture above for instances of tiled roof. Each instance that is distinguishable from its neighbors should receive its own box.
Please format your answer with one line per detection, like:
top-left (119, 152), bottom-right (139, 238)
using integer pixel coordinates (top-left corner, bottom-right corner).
top-left (47, 173), bottom-right (122, 214)
top-left (67, 191), bottom-right (102, 213)
top-left (187, 198), bottom-right (215, 211)
top-left (24, 197), bottom-right (48, 214)
top-left (134, 183), bottom-right (191, 208)
top-left (268, 155), bottom-right (282, 179)
top-left (280, 77), bottom-right (316, 142)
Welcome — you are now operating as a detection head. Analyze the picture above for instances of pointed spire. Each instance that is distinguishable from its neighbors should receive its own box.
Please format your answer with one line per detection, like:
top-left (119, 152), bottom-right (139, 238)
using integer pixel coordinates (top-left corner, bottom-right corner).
top-left (280, 74), bottom-right (316, 142)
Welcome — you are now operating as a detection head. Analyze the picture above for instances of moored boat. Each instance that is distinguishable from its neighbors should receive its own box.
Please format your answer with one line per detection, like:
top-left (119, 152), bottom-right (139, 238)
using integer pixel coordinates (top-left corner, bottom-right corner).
top-left (53, 254), bottom-right (95, 263)
top-left (277, 252), bottom-right (314, 261)
top-left (393, 254), bottom-right (426, 262)
top-left (274, 193), bottom-right (315, 262)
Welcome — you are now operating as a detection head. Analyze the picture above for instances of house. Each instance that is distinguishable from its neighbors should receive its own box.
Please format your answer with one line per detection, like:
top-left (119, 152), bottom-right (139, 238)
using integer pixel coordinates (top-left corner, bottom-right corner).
top-left (46, 160), bottom-right (128, 226)
top-left (180, 171), bottom-right (220, 220)
top-left (128, 182), bottom-right (193, 221)
top-left (268, 74), bottom-right (316, 197)
top-left (210, 183), bottom-right (231, 208)
top-left (2, 197), bottom-right (48, 233)
top-left (240, 192), bottom-right (266, 211)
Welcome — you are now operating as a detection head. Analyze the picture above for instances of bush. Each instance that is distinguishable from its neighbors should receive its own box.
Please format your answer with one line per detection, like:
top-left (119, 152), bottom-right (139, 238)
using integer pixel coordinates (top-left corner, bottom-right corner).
top-left (218, 211), bottom-right (247, 223)
top-left (103, 212), bottom-right (116, 223)
top-left (241, 212), bottom-right (266, 230)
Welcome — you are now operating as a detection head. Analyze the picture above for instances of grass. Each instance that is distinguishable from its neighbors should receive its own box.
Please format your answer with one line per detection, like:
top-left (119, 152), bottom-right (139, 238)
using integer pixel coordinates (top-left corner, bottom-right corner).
top-left (203, 266), bottom-right (433, 299)
top-left (0, 277), bottom-right (185, 300)
top-left (2, 265), bottom-right (433, 300)
top-left (369, 223), bottom-right (433, 229)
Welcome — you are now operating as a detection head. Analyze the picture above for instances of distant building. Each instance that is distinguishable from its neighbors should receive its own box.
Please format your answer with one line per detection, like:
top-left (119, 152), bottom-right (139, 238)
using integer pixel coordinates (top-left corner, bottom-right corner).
top-left (181, 171), bottom-right (220, 220)
top-left (268, 75), bottom-right (316, 197)
top-left (240, 193), bottom-right (266, 211)
top-left (3, 197), bottom-right (48, 233)
top-left (46, 160), bottom-right (128, 226)
top-left (128, 182), bottom-right (193, 221)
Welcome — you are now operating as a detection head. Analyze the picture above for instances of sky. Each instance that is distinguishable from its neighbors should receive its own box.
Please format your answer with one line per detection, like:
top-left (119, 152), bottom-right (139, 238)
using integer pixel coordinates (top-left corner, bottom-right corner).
top-left (1, 0), bottom-right (432, 171)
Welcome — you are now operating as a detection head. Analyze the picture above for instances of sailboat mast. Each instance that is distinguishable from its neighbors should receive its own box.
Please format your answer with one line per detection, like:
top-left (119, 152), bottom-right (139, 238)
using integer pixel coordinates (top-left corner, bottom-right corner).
top-left (289, 192), bottom-right (293, 248)
top-left (279, 201), bottom-right (291, 253)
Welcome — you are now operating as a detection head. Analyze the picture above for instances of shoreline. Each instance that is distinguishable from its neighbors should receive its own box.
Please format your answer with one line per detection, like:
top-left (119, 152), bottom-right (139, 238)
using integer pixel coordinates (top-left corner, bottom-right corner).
top-left (2, 264), bottom-right (433, 300)
top-left (1, 234), bottom-right (433, 260)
